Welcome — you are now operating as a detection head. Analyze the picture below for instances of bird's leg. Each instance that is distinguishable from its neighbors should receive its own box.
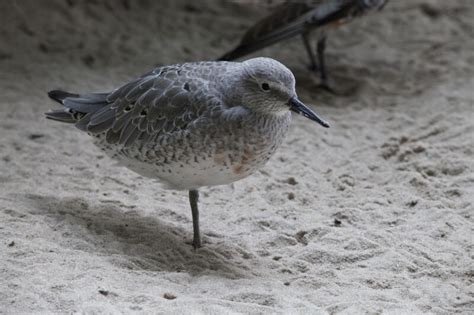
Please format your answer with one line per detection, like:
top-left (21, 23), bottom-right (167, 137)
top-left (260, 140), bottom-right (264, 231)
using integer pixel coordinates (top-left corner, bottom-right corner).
top-left (188, 189), bottom-right (201, 249)
top-left (316, 34), bottom-right (330, 88)
top-left (302, 32), bottom-right (318, 72)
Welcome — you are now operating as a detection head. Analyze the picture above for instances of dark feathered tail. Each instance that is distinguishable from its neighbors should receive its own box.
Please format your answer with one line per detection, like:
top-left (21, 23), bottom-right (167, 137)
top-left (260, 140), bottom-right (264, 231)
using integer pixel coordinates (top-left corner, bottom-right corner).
top-left (217, 46), bottom-right (247, 61)
top-left (48, 90), bottom-right (80, 104)
top-left (45, 90), bottom-right (109, 125)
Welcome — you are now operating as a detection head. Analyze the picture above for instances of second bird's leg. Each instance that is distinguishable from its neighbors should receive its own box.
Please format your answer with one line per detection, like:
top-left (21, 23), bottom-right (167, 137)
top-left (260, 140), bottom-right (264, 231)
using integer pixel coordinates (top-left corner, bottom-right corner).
top-left (302, 32), bottom-right (318, 72)
top-left (188, 189), bottom-right (201, 249)
top-left (316, 34), bottom-right (329, 86)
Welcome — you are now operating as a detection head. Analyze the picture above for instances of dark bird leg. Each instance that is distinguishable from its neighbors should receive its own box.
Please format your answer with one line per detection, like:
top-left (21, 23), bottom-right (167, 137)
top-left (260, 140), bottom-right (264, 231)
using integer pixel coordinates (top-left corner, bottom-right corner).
top-left (302, 32), bottom-right (318, 72)
top-left (189, 189), bottom-right (201, 249)
top-left (302, 32), bottom-right (334, 92)
top-left (316, 34), bottom-right (330, 88)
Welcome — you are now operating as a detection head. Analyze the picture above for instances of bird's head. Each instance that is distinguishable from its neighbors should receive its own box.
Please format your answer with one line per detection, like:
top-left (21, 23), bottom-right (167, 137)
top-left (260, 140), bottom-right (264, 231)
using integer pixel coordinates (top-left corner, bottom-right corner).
top-left (234, 57), bottom-right (329, 128)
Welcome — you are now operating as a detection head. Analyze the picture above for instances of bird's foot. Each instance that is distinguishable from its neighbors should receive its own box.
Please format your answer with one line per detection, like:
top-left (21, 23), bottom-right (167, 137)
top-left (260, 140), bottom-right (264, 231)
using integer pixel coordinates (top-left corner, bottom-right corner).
top-left (316, 76), bottom-right (360, 96)
top-left (185, 238), bottom-right (202, 249)
top-left (193, 238), bottom-right (202, 249)
top-left (317, 81), bottom-right (336, 94)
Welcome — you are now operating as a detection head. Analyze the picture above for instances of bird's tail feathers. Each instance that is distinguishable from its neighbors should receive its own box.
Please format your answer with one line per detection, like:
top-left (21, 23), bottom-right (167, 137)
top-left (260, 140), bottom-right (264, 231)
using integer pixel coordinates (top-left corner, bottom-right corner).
top-left (48, 90), bottom-right (79, 104)
top-left (45, 89), bottom-right (109, 124)
top-left (44, 108), bottom-right (85, 124)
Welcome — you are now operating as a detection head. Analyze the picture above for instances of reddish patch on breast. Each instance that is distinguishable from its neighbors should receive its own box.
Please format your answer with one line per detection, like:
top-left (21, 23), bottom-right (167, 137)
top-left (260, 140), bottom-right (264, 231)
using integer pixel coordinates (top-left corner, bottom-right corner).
top-left (232, 164), bottom-right (244, 174)
top-left (232, 146), bottom-right (255, 175)
top-left (328, 18), bottom-right (348, 28)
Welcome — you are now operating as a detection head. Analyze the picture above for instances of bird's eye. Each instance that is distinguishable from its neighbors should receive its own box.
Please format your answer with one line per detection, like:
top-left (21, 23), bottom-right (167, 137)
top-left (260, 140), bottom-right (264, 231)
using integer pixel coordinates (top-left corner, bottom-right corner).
top-left (261, 83), bottom-right (270, 92)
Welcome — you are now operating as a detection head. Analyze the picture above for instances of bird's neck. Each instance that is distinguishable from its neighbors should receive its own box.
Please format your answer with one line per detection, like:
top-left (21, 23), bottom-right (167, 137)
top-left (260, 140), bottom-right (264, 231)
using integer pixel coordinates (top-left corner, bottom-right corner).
top-left (213, 64), bottom-right (246, 105)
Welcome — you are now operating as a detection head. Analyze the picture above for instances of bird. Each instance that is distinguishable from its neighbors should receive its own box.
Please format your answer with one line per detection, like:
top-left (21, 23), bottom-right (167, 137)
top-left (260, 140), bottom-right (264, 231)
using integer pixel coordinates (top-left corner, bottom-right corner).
top-left (45, 57), bottom-right (329, 249)
top-left (219, 0), bottom-right (388, 89)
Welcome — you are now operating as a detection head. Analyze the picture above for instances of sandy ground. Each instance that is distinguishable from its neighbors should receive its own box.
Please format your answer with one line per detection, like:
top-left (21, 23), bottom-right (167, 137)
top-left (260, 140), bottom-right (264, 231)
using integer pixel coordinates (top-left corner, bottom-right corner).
top-left (1, 0), bottom-right (473, 313)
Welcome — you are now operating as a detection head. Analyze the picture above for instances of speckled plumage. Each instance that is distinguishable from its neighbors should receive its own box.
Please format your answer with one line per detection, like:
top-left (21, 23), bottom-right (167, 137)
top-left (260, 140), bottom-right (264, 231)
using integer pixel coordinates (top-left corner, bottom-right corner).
top-left (96, 103), bottom-right (290, 190)
top-left (45, 57), bottom-right (329, 248)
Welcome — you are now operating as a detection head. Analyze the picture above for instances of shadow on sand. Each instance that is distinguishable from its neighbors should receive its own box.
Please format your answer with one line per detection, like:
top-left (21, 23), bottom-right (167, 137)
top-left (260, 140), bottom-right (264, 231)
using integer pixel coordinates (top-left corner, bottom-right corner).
top-left (25, 193), bottom-right (257, 279)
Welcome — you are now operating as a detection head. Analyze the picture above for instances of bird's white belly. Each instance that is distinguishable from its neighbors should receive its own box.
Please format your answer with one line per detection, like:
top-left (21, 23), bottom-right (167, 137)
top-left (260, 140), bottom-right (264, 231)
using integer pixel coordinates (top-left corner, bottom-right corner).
top-left (118, 146), bottom-right (271, 190)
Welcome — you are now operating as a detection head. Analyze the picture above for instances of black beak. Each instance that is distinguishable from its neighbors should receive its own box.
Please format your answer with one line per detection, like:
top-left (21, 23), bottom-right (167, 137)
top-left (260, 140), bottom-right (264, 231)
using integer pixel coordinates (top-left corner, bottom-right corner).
top-left (289, 97), bottom-right (330, 128)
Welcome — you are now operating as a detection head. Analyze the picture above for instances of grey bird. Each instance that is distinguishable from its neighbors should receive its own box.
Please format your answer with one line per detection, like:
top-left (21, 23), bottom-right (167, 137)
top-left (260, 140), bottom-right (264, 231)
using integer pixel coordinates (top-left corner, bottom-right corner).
top-left (219, 0), bottom-right (388, 89)
top-left (45, 57), bottom-right (329, 249)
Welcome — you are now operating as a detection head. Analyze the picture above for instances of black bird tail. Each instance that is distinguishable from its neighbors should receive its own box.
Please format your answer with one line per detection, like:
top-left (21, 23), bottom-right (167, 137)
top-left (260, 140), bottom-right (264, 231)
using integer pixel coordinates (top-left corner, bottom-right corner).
top-left (48, 90), bottom-right (79, 104)
top-left (217, 51), bottom-right (233, 61)
top-left (217, 45), bottom-right (253, 61)
top-left (45, 90), bottom-right (109, 126)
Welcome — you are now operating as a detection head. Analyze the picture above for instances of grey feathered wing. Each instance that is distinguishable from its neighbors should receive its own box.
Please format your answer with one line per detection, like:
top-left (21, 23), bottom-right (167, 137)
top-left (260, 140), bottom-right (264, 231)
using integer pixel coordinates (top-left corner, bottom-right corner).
top-left (46, 66), bottom-right (212, 148)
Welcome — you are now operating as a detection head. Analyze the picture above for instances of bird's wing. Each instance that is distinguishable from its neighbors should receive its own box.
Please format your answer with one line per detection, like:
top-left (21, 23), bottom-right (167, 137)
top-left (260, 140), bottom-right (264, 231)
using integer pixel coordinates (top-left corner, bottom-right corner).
top-left (219, 0), bottom-right (355, 60)
top-left (79, 65), bottom-right (218, 147)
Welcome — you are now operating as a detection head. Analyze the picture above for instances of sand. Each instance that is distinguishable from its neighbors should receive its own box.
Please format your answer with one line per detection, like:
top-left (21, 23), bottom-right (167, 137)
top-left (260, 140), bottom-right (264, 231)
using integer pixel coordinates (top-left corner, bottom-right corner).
top-left (1, 0), bottom-right (473, 313)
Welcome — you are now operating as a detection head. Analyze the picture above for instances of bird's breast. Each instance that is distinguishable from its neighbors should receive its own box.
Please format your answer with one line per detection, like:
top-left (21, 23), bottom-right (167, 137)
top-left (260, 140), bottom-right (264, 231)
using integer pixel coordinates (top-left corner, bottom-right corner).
top-left (94, 112), bottom-right (291, 190)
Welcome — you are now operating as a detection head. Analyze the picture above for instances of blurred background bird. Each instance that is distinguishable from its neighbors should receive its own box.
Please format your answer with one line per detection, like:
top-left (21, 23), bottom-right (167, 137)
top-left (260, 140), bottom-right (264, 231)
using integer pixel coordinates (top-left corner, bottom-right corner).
top-left (219, 0), bottom-right (388, 90)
